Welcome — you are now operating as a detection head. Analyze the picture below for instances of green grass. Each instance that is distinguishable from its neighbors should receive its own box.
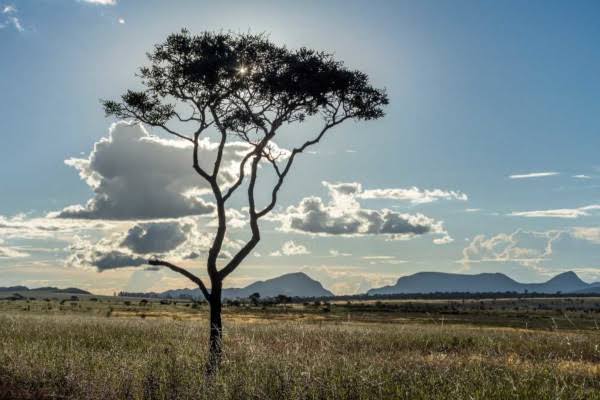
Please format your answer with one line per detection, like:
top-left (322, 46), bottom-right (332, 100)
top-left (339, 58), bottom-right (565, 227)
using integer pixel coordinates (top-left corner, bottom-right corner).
top-left (0, 310), bottom-right (599, 399)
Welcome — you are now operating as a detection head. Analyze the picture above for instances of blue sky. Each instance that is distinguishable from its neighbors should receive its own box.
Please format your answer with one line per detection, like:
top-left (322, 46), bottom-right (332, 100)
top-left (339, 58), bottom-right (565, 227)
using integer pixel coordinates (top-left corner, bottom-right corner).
top-left (1, 0), bottom-right (599, 295)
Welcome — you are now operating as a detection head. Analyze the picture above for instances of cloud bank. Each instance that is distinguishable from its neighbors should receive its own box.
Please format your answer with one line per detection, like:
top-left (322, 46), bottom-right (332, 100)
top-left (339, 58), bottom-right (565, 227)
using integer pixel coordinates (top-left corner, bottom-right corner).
top-left (271, 181), bottom-right (453, 243)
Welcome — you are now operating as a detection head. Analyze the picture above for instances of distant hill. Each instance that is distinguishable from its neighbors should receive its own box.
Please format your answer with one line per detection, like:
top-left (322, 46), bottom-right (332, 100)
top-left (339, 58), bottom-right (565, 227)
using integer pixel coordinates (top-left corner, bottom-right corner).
top-left (0, 286), bottom-right (91, 295)
top-left (0, 286), bottom-right (29, 293)
top-left (162, 272), bottom-right (334, 300)
top-left (570, 285), bottom-right (600, 294)
top-left (367, 271), bottom-right (591, 295)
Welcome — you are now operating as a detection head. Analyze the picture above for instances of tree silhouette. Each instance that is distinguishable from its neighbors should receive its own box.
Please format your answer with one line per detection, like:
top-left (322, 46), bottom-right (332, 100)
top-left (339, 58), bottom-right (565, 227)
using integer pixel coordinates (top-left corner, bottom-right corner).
top-left (103, 29), bottom-right (387, 371)
top-left (248, 292), bottom-right (261, 306)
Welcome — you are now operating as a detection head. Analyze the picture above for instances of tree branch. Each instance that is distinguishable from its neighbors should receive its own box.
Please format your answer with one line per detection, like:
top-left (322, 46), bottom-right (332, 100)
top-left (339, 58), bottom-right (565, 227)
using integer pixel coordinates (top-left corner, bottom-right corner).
top-left (148, 259), bottom-right (210, 302)
top-left (256, 116), bottom-right (349, 218)
top-left (120, 105), bottom-right (195, 143)
top-left (218, 152), bottom-right (262, 280)
top-left (192, 130), bottom-right (214, 183)
top-left (209, 106), bottom-right (228, 178)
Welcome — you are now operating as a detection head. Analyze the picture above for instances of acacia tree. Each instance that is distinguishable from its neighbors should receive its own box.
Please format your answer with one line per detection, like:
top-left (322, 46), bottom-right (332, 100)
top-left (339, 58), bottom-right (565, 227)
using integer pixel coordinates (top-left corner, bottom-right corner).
top-left (103, 30), bottom-right (388, 370)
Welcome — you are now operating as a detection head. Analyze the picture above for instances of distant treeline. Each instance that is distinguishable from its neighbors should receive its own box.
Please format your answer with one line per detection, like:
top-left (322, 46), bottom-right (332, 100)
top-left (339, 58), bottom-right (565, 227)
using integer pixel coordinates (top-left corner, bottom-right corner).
top-left (118, 292), bottom-right (162, 299)
top-left (117, 290), bottom-right (600, 303)
top-left (330, 291), bottom-right (600, 302)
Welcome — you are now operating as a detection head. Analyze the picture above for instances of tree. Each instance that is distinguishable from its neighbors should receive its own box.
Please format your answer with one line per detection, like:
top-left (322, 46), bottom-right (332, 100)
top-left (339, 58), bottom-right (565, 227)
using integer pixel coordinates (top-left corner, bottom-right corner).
top-left (275, 294), bottom-right (292, 305)
top-left (248, 292), bottom-right (261, 306)
top-left (102, 29), bottom-right (388, 371)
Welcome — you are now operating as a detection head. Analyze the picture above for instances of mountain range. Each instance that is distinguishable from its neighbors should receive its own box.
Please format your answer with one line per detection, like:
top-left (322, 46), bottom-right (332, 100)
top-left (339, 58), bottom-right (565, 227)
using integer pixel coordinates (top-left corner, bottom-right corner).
top-left (4, 271), bottom-right (600, 300)
top-left (367, 271), bottom-right (598, 295)
top-left (0, 286), bottom-right (91, 295)
top-left (161, 272), bottom-right (334, 299)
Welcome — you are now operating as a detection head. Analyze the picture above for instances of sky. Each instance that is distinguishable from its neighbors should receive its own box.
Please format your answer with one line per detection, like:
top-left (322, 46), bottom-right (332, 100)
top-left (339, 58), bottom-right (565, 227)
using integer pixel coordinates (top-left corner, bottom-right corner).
top-left (1, 0), bottom-right (599, 295)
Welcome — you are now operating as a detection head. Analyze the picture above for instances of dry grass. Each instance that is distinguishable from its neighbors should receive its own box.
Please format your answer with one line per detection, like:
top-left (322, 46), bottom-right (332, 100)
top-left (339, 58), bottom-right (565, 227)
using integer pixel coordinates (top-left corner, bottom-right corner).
top-left (0, 312), bottom-right (599, 399)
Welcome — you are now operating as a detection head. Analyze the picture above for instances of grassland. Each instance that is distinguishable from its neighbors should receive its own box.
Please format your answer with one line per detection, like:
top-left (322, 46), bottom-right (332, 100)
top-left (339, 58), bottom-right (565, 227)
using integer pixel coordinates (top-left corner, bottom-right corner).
top-left (0, 297), bottom-right (599, 399)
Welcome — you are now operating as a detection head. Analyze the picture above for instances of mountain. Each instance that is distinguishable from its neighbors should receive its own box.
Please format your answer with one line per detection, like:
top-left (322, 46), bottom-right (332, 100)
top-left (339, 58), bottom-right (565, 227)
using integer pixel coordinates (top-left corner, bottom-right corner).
top-left (162, 272), bottom-right (334, 299)
top-left (367, 271), bottom-right (591, 295)
top-left (0, 286), bottom-right (91, 295)
top-left (0, 286), bottom-right (28, 293)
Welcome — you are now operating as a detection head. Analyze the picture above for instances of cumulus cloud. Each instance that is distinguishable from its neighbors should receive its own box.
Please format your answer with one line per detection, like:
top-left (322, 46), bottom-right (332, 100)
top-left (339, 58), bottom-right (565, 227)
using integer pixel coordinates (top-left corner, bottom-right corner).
top-left (53, 122), bottom-right (262, 220)
top-left (54, 122), bottom-right (289, 221)
top-left (509, 172), bottom-right (559, 179)
top-left (121, 221), bottom-right (191, 254)
top-left (461, 229), bottom-right (564, 270)
top-left (65, 218), bottom-right (244, 271)
top-left (272, 182), bottom-right (451, 243)
top-left (270, 240), bottom-right (310, 257)
top-left (509, 205), bottom-right (600, 219)
top-left (67, 234), bottom-right (146, 271)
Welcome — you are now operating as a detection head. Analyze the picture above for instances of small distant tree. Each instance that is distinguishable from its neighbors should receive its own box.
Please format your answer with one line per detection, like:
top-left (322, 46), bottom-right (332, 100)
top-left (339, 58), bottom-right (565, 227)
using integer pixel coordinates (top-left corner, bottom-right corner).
top-left (275, 294), bottom-right (292, 305)
top-left (248, 292), bottom-right (261, 306)
top-left (103, 29), bottom-right (387, 371)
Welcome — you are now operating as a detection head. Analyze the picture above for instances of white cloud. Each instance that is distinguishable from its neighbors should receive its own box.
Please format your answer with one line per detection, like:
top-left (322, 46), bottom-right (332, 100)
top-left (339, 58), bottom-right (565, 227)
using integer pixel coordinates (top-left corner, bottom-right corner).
top-left (271, 182), bottom-right (451, 243)
top-left (80, 0), bottom-right (117, 5)
top-left (433, 235), bottom-right (454, 245)
top-left (509, 205), bottom-right (600, 219)
top-left (360, 187), bottom-right (467, 204)
top-left (461, 229), bottom-right (563, 270)
top-left (270, 240), bottom-right (310, 256)
top-left (570, 227), bottom-right (600, 244)
top-left (321, 181), bottom-right (467, 205)
top-left (509, 172), bottom-right (559, 179)
top-left (0, 5), bottom-right (23, 32)
top-left (361, 255), bottom-right (406, 265)
top-left (329, 249), bottom-right (351, 257)
top-left (0, 5), bottom-right (25, 32)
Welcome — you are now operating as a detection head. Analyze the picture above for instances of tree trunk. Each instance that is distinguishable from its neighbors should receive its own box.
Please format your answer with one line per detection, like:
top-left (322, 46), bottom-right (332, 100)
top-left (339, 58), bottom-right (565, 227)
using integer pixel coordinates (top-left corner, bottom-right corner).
top-left (206, 282), bottom-right (223, 375)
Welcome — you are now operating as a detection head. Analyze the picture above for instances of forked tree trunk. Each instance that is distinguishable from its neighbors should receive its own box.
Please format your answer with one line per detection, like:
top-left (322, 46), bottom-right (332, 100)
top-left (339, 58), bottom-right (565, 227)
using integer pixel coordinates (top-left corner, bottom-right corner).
top-left (206, 281), bottom-right (223, 374)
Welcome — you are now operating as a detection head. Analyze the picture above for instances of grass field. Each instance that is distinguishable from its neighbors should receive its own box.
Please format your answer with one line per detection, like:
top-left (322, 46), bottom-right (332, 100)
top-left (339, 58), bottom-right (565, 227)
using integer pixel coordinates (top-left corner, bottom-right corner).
top-left (0, 298), bottom-right (599, 399)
